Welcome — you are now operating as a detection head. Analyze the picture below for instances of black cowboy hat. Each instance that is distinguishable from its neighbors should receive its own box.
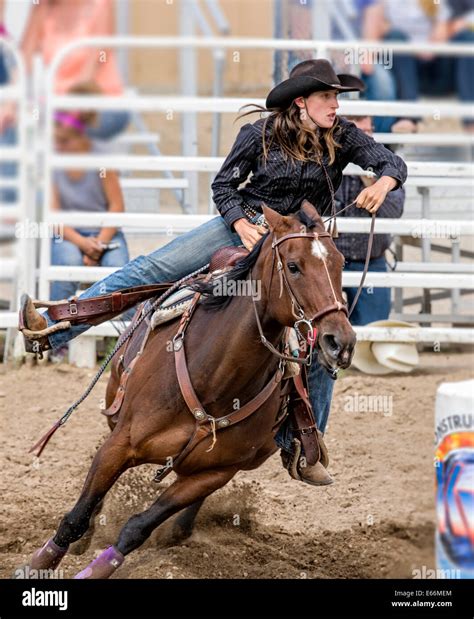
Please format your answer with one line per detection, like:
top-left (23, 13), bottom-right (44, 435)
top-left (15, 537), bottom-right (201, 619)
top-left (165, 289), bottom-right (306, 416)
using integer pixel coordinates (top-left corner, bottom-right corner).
top-left (266, 59), bottom-right (365, 110)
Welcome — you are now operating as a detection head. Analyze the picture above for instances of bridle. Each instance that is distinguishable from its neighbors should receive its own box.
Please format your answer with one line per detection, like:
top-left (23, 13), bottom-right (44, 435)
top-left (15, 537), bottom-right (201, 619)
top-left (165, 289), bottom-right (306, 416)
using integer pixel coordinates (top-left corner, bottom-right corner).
top-left (251, 202), bottom-right (376, 368)
top-left (251, 228), bottom-right (344, 367)
top-left (272, 230), bottom-right (347, 322)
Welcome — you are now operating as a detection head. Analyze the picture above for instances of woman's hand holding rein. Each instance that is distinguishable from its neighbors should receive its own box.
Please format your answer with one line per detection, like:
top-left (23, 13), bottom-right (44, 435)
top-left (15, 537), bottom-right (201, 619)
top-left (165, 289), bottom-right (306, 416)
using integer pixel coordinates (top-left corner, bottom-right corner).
top-left (233, 218), bottom-right (267, 252)
top-left (354, 175), bottom-right (398, 214)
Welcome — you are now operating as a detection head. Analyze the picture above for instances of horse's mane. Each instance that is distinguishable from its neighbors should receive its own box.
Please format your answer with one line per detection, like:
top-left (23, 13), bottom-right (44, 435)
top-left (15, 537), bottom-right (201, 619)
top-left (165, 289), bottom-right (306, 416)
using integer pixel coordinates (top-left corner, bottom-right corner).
top-left (191, 209), bottom-right (318, 311)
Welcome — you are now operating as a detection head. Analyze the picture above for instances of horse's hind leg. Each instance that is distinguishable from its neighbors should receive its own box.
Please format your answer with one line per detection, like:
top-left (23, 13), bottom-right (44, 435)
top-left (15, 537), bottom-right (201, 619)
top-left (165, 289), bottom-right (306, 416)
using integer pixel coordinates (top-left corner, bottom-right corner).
top-left (22, 433), bottom-right (132, 575)
top-left (74, 466), bottom-right (238, 579)
top-left (170, 498), bottom-right (205, 543)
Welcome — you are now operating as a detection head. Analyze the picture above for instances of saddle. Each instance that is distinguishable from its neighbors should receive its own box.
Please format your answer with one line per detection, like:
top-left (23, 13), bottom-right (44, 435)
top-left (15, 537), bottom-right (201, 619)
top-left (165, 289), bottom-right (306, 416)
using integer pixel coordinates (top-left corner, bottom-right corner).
top-left (39, 246), bottom-right (250, 326)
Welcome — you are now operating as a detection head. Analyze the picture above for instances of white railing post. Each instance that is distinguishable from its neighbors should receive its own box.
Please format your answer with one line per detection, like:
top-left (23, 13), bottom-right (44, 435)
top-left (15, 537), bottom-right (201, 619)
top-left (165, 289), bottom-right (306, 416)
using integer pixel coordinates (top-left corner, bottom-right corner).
top-left (0, 37), bottom-right (33, 360)
top-left (180, 3), bottom-right (199, 213)
top-left (451, 239), bottom-right (461, 317)
top-left (38, 44), bottom-right (55, 301)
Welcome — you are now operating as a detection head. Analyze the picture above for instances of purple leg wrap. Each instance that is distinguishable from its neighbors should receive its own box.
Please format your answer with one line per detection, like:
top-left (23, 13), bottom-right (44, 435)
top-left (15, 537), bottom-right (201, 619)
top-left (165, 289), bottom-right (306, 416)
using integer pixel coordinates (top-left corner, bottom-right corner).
top-left (30, 537), bottom-right (68, 571)
top-left (74, 546), bottom-right (124, 579)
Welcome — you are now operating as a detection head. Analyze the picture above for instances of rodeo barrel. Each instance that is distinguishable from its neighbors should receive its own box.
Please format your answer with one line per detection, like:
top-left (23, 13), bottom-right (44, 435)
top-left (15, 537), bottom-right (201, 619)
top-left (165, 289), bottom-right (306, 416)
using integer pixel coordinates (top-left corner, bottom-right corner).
top-left (435, 379), bottom-right (474, 579)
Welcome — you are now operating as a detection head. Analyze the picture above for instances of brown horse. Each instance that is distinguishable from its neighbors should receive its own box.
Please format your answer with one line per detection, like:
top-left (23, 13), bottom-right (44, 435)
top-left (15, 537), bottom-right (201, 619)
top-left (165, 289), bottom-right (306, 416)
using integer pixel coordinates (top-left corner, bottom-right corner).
top-left (23, 201), bottom-right (356, 578)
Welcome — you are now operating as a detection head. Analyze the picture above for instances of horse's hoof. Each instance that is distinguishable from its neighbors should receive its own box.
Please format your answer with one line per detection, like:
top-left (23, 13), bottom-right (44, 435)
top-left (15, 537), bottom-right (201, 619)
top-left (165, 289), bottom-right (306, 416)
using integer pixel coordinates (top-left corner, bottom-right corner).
top-left (170, 523), bottom-right (194, 545)
top-left (69, 536), bottom-right (93, 556)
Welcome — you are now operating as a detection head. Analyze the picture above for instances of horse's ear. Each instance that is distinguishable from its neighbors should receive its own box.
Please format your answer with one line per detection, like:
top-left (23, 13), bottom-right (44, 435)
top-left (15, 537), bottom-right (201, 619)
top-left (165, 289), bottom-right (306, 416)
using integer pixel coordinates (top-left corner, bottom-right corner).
top-left (300, 199), bottom-right (319, 221)
top-left (262, 204), bottom-right (284, 232)
top-left (300, 199), bottom-right (324, 229)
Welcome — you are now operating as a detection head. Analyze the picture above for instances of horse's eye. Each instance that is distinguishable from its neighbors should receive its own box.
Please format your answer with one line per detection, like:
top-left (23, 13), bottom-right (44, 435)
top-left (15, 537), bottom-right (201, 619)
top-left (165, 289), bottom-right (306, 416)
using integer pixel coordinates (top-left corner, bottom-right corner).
top-left (287, 262), bottom-right (300, 274)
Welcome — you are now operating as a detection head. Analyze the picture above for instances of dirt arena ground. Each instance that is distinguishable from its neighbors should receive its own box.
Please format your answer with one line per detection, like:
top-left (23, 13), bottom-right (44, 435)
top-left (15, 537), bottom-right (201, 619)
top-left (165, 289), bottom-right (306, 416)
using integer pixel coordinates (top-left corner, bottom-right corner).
top-left (0, 350), bottom-right (472, 579)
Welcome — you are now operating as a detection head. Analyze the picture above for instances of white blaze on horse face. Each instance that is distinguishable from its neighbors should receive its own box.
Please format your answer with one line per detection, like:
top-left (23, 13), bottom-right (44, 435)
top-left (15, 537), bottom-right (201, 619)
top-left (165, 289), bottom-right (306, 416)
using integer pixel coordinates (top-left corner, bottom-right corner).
top-left (311, 239), bottom-right (328, 260)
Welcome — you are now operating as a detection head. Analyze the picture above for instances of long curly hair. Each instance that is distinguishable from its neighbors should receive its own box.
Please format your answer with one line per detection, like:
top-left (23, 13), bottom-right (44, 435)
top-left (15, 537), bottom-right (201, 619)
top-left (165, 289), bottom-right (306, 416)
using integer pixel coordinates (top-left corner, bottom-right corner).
top-left (237, 101), bottom-right (342, 166)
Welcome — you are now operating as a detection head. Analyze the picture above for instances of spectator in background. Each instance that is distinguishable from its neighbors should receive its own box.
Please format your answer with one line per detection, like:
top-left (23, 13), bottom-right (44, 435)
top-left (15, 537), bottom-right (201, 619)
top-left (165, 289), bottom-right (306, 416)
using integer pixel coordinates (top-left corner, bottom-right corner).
top-left (51, 83), bottom-right (130, 303)
top-left (50, 82), bottom-right (130, 362)
top-left (352, 0), bottom-right (398, 133)
top-left (0, 0), bottom-right (129, 203)
top-left (447, 0), bottom-right (474, 34)
top-left (364, 0), bottom-right (474, 132)
top-left (0, 0), bottom-right (14, 203)
top-left (335, 115), bottom-right (405, 325)
top-left (444, 0), bottom-right (474, 131)
top-left (286, 0), bottom-right (399, 134)
top-left (0, 0), bottom-right (8, 85)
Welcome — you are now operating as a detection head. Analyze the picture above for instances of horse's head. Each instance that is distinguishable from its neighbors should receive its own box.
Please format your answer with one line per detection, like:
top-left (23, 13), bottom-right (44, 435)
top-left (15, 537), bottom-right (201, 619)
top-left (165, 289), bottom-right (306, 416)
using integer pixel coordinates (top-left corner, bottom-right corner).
top-left (260, 200), bottom-right (356, 372)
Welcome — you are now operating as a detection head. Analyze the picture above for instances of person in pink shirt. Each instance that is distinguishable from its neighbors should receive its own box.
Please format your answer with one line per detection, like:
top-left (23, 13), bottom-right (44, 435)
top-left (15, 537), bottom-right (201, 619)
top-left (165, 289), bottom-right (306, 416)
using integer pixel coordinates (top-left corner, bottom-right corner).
top-left (37, 0), bottom-right (124, 97)
top-left (0, 0), bottom-right (129, 202)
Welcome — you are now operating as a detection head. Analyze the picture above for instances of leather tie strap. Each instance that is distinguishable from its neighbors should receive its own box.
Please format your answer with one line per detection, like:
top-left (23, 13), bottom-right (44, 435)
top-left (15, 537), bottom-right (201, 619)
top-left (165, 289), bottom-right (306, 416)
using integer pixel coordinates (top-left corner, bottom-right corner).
top-left (157, 283), bottom-right (286, 483)
top-left (288, 352), bottom-right (321, 466)
top-left (173, 283), bottom-right (286, 437)
top-left (44, 283), bottom-right (175, 323)
top-left (171, 338), bottom-right (284, 475)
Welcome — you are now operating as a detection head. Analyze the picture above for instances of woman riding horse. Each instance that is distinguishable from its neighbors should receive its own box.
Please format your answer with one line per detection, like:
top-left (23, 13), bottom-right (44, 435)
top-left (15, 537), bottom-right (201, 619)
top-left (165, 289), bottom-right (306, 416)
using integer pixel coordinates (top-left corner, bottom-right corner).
top-left (20, 59), bottom-right (407, 486)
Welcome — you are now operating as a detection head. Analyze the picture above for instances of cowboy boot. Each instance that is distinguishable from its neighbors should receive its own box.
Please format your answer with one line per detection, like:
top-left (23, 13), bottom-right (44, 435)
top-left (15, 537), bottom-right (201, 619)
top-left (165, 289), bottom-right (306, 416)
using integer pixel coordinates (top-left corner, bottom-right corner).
top-left (18, 294), bottom-right (70, 358)
top-left (281, 438), bottom-right (334, 487)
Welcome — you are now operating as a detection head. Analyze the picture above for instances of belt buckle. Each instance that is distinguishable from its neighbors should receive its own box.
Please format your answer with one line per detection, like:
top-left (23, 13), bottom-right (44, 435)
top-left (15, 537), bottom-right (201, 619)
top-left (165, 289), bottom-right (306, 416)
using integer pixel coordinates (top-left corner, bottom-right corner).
top-left (69, 302), bottom-right (78, 315)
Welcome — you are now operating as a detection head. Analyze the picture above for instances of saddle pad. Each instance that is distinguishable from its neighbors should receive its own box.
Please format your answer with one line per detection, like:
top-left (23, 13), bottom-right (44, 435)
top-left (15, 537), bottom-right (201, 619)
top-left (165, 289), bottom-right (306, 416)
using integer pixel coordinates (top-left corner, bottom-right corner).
top-left (150, 286), bottom-right (196, 330)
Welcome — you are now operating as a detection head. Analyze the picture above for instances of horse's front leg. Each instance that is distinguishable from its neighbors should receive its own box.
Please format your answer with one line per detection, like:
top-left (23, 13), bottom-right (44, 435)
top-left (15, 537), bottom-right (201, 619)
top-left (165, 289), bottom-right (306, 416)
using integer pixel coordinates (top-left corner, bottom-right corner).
top-left (22, 432), bottom-right (132, 575)
top-left (68, 499), bottom-right (104, 556)
top-left (170, 498), bottom-right (206, 543)
top-left (73, 466), bottom-right (238, 579)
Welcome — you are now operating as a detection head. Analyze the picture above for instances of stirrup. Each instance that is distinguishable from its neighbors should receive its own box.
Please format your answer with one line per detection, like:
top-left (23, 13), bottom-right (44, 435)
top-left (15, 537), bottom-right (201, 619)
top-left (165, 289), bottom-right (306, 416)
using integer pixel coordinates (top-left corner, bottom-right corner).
top-left (20, 322), bottom-right (70, 360)
top-left (18, 295), bottom-right (72, 359)
top-left (282, 439), bottom-right (333, 486)
top-left (20, 321), bottom-right (71, 340)
top-left (282, 438), bottom-right (304, 481)
top-left (18, 296), bottom-right (71, 339)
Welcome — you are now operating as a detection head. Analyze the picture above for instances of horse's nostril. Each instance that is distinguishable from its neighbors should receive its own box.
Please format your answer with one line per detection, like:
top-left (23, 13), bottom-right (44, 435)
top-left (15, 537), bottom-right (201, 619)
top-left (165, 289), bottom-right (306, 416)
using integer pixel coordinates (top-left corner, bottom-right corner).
top-left (322, 334), bottom-right (342, 357)
top-left (339, 350), bottom-right (351, 366)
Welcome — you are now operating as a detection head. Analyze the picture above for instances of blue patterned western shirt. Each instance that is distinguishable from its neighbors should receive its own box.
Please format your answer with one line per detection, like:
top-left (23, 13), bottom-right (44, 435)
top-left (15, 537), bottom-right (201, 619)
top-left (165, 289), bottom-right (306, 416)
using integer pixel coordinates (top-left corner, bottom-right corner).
top-left (211, 115), bottom-right (407, 230)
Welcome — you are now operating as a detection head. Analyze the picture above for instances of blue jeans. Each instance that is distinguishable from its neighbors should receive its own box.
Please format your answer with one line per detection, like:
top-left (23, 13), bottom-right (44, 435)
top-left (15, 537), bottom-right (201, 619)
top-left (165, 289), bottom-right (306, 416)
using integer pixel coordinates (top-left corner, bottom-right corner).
top-left (50, 229), bottom-right (130, 301)
top-left (344, 255), bottom-right (391, 326)
top-left (0, 48), bottom-right (8, 85)
top-left (44, 216), bottom-right (242, 347)
top-left (43, 215), bottom-right (335, 448)
top-left (450, 30), bottom-right (474, 124)
top-left (0, 124), bottom-right (17, 203)
top-left (361, 63), bottom-right (397, 133)
top-left (389, 29), bottom-right (474, 123)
